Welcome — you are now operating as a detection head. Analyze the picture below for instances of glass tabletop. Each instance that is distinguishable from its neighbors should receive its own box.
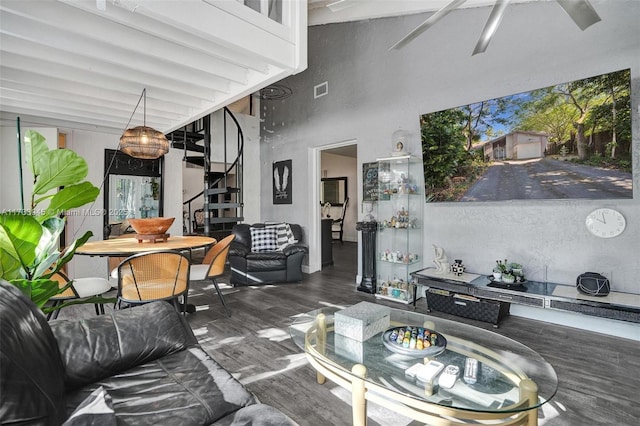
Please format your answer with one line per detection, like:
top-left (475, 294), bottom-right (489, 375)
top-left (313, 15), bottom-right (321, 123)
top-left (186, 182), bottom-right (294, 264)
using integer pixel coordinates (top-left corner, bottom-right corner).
top-left (290, 303), bottom-right (557, 414)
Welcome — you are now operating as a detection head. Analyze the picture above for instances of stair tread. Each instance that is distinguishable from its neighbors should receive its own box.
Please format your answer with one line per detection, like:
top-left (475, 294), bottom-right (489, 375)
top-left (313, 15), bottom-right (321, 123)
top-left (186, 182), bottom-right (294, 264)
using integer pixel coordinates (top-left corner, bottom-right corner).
top-left (205, 203), bottom-right (241, 209)
top-left (204, 188), bottom-right (237, 195)
top-left (206, 217), bottom-right (243, 223)
top-left (172, 142), bottom-right (205, 153)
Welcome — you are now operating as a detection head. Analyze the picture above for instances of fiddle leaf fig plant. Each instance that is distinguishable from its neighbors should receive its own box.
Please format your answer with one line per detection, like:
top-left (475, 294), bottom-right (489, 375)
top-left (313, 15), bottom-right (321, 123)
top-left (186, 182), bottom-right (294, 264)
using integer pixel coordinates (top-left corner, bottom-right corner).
top-left (0, 130), bottom-right (100, 310)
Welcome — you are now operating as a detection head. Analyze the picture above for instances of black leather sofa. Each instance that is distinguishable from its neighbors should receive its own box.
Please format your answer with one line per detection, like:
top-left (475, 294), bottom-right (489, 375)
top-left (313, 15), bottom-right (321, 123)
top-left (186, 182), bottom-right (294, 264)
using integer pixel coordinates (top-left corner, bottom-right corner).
top-left (0, 281), bottom-right (297, 425)
top-left (229, 223), bottom-right (308, 286)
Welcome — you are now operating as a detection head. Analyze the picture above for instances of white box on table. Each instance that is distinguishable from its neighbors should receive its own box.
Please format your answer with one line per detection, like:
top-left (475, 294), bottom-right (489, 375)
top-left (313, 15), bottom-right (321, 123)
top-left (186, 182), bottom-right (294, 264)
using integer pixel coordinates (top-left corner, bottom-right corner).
top-left (335, 334), bottom-right (365, 363)
top-left (334, 301), bottom-right (390, 342)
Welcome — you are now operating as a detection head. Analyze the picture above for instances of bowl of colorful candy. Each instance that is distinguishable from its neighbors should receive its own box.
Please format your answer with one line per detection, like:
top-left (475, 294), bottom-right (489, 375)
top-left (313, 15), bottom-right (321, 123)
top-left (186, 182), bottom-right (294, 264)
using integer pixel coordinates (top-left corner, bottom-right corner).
top-left (381, 325), bottom-right (447, 357)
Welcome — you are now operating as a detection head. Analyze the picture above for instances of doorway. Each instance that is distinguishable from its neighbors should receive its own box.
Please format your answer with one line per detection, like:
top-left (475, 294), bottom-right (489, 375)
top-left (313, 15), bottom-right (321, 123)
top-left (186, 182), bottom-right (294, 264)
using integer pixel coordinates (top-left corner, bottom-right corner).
top-left (310, 141), bottom-right (358, 276)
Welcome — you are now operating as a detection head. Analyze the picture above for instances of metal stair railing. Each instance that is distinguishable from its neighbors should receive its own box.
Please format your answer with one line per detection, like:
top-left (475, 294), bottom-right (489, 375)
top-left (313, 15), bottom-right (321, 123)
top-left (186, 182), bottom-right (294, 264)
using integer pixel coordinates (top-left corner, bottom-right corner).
top-left (180, 107), bottom-right (244, 235)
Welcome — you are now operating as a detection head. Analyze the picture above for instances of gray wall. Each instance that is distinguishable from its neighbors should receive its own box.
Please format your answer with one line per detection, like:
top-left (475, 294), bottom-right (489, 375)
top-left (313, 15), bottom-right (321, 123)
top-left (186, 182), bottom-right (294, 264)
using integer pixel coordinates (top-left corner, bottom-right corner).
top-left (259, 1), bottom-right (640, 292)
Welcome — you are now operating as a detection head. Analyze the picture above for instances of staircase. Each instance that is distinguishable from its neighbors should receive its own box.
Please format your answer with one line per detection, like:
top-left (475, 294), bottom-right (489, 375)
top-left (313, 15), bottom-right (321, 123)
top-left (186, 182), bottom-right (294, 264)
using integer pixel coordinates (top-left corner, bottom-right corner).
top-left (170, 107), bottom-right (244, 240)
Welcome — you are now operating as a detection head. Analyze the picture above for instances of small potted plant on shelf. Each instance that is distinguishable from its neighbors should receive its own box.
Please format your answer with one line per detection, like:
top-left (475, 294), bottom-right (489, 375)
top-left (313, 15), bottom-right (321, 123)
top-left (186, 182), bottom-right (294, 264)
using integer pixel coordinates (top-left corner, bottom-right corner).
top-left (493, 259), bottom-right (508, 280)
top-left (501, 272), bottom-right (516, 284)
top-left (509, 262), bottom-right (523, 276)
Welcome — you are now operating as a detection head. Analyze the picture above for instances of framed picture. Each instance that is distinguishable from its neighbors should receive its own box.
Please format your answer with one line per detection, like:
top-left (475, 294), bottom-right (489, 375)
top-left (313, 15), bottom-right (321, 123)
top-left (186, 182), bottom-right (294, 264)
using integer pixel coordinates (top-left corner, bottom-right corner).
top-left (273, 160), bottom-right (292, 204)
top-left (363, 161), bottom-right (379, 202)
top-left (420, 68), bottom-right (632, 202)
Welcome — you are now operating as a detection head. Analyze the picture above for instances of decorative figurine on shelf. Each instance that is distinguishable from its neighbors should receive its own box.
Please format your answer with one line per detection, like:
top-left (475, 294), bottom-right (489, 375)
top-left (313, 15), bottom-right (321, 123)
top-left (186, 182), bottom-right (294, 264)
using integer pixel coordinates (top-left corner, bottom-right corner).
top-left (322, 202), bottom-right (331, 218)
top-left (433, 245), bottom-right (449, 274)
top-left (363, 201), bottom-right (375, 222)
top-left (391, 128), bottom-right (409, 156)
top-left (451, 259), bottom-right (465, 276)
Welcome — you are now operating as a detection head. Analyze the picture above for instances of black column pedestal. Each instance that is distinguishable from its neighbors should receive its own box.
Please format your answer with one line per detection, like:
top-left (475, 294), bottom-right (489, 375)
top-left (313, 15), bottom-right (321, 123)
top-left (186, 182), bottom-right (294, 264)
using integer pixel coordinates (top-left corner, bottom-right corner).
top-left (356, 221), bottom-right (377, 294)
top-left (321, 218), bottom-right (333, 267)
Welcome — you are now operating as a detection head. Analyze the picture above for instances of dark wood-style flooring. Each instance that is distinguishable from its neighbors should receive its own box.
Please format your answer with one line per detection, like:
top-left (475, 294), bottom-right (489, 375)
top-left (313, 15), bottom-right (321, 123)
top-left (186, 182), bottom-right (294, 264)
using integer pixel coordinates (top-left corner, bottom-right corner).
top-left (61, 242), bottom-right (639, 425)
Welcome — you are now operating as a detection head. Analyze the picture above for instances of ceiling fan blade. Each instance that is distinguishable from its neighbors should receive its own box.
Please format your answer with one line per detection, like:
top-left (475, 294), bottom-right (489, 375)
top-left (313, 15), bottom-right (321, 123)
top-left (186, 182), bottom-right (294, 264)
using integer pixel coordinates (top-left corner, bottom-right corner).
top-left (556, 0), bottom-right (601, 30)
top-left (472, 0), bottom-right (511, 55)
top-left (389, 0), bottom-right (468, 51)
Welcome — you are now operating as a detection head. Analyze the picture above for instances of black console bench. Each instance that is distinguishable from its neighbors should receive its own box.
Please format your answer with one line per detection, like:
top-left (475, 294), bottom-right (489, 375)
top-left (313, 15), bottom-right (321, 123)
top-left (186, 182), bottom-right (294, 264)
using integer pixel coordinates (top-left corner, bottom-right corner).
top-left (412, 268), bottom-right (640, 327)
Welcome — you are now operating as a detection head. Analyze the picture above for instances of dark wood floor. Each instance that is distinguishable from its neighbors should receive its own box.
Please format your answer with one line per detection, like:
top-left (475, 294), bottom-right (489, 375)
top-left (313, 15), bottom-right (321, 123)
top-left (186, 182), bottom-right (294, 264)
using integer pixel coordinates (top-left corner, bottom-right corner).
top-left (63, 242), bottom-right (640, 425)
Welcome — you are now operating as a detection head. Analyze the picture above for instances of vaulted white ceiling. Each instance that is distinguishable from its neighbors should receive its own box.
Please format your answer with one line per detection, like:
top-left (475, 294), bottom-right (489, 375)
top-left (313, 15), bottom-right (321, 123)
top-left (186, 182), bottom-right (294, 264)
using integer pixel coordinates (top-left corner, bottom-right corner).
top-left (0, 0), bottom-right (306, 134)
top-left (0, 0), bottom-right (629, 136)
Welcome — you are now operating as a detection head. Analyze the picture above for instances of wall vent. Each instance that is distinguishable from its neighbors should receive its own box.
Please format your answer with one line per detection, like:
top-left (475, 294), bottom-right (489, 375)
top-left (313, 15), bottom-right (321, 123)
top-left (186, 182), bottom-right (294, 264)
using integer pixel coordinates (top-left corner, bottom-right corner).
top-left (314, 81), bottom-right (328, 99)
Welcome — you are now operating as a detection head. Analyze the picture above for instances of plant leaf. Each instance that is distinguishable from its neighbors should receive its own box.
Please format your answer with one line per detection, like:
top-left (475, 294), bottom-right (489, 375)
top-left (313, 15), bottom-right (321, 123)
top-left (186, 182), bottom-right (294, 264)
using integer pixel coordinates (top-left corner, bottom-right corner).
top-left (51, 231), bottom-right (93, 275)
top-left (10, 278), bottom-right (62, 309)
top-left (0, 225), bottom-right (23, 280)
top-left (35, 217), bottom-right (65, 262)
top-left (47, 182), bottom-right (100, 216)
top-left (0, 214), bottom-right (42, 273)
top-left (33, 149), bottom-right (89, 195)
top-left (24, 130), bottom-right (49, 177)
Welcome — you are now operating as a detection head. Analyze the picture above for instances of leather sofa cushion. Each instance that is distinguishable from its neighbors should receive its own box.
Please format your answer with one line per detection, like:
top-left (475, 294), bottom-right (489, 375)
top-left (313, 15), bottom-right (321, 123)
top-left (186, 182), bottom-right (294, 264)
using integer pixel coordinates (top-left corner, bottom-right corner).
top-left (232, 224), bottom-right (252, 249)
top-left (0, 282), bottom-right (68, 425)
top-left (245, 252), bottom-right (288, 272)
top-left (65, 347), bottom-right (257, 425)
top-left (51, 301), bottom-right (197, 391)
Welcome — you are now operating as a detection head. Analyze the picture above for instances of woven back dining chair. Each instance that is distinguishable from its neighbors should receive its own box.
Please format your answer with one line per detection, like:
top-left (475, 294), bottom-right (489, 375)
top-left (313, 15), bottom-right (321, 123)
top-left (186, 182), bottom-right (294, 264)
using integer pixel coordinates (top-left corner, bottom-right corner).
top-left (47, 271), bottom-right (113, 320)
top-left (190, 234), bottom-right (235, 317)
top-left (332, 196), bottom-right (349, 244)
top-left (117, 250), bottom-right (190, 314)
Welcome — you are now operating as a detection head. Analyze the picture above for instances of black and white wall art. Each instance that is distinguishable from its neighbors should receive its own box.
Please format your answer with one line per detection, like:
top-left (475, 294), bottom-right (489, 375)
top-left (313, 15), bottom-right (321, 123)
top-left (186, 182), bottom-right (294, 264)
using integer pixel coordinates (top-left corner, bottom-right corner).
top-left (273, 160), bottom-right (292, 204)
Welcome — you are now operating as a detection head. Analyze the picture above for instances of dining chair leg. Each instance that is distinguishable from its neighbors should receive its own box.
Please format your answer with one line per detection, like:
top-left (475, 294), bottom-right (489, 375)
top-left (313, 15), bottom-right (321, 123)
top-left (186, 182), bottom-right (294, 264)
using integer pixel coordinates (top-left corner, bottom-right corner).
top-left (182, 294), bottom-right (189, 315)
top-left (51, 303), bottom-right (62, 320)
top-left (46, 300), bottom-right (62, 321)
top-left (212, 279), bottom-right (231, 317)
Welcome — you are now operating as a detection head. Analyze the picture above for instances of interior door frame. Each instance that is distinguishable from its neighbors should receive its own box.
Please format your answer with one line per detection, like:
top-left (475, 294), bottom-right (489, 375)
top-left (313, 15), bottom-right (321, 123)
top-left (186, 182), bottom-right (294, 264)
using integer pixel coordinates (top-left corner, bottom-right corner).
top-left (308, 139), bottom-right (358, 274)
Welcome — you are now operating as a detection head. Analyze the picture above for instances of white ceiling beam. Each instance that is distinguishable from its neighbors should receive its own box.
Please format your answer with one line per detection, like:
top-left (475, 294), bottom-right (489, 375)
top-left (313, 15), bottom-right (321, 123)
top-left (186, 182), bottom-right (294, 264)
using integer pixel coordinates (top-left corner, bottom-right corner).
top-left (57, 0), bottom-right (271, 73)
top-left (0, 51), bottom-right (224, 102)
top-left (0, 0), bottom-right (307, 132)
top-left (0, 80), bottom-right (193, 118)
top-left (0, 87), bottom-right (180, 125)
top-left (111, 0), bottom-right (296, 70)
top-left (1, 0), bottom-right (252, 83)
top-left (0, 29), bottom-right (234, 93)
top-left (0, 111), bottom-right (124, 135)
top-left (166, 65), bottom-right (291, 132)
top-left (0, 99), bottom-right (153, 131)
top-left (0, 67), bottom-right (207, 112)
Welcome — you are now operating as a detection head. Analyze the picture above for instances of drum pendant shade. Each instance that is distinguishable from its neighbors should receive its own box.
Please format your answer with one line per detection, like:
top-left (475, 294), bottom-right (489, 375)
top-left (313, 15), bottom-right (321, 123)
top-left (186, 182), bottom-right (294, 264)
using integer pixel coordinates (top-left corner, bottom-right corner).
top-left (120, 126), bottom-right (169, 159)
top-left (119, 89), bottom-right (169, 159)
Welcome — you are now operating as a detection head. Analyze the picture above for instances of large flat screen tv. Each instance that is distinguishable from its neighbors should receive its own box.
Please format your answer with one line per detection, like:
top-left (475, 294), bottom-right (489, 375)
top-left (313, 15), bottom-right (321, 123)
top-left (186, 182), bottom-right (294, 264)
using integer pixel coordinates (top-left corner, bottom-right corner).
top-left (420, 68), bottom-right (632, 202)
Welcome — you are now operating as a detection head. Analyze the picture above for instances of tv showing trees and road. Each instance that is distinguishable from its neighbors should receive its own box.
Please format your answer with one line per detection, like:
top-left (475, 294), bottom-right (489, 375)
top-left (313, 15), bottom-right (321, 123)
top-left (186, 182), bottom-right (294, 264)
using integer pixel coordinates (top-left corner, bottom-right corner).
top-left (421, 68), bottom-right (632, 202)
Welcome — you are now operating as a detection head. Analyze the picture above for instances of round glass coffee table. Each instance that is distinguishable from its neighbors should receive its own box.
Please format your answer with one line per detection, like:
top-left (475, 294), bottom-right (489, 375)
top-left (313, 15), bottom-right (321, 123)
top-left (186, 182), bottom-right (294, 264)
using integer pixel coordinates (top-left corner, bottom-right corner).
top-left (290, 302), bottom-right (557, 426)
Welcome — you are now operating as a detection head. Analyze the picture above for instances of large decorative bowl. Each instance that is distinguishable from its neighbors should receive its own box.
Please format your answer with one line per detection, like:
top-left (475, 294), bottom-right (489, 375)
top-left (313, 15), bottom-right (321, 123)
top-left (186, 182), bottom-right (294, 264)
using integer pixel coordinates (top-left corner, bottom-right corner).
top-left (127, 217), bottom-right (175, 235)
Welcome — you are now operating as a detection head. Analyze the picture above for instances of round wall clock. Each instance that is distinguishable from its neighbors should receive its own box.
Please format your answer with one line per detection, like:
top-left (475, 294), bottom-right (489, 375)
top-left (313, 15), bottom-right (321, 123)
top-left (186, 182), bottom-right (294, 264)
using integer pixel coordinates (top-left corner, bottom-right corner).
top-left (585, 208), bottom-right (626, 238)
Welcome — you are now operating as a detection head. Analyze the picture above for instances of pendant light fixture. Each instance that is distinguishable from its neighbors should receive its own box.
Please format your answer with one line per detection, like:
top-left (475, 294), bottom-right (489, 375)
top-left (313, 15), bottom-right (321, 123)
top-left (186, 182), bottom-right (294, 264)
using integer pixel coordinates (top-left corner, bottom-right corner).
top-left (119, 88), bottom-right (169, 159)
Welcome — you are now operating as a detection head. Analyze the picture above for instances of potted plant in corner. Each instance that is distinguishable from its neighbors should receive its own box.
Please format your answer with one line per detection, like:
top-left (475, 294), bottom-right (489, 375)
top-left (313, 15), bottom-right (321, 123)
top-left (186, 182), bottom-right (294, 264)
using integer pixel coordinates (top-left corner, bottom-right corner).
top-left (0, 130), bottom-right (102, 312)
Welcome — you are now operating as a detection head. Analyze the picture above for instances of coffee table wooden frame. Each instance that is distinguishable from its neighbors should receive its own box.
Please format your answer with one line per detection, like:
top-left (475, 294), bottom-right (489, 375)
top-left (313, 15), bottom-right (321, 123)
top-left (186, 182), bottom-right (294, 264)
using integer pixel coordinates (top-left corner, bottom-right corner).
top-left (304, 313), bottom-right (539, 426)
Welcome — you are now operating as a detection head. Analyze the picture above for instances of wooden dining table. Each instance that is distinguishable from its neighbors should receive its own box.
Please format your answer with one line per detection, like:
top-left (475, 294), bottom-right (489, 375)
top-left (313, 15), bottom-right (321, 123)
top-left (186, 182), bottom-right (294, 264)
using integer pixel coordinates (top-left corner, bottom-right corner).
top-left (75, 235), bottom-right (217, 257)
top-left (76, 235), bottom-right (217, 314)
